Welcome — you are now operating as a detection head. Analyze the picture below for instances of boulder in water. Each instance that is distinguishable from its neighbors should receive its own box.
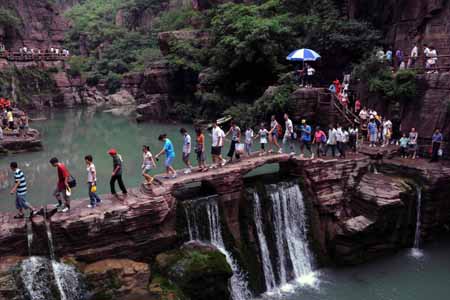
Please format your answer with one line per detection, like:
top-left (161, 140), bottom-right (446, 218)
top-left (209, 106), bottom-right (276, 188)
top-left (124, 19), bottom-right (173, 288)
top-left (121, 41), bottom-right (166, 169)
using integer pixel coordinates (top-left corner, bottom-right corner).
top-left (152, 243), bottom-right (232, 300)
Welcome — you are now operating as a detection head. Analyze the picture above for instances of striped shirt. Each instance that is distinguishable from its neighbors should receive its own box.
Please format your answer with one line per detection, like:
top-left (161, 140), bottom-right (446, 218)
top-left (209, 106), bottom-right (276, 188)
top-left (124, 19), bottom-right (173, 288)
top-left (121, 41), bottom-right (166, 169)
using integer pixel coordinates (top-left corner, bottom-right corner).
top-left (14, 169), bottom-right (27, 196)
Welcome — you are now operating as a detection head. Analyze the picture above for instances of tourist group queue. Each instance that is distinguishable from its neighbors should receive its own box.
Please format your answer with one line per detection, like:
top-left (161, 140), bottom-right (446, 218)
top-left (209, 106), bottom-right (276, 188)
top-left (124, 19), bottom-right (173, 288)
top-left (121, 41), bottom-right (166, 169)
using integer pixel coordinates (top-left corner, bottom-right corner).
top-left (7, 112), bottom-right (444, 219)
top-left (0, 101), bottom-right (30, 140)
top-left (0, 43), bottom-right (70, 57)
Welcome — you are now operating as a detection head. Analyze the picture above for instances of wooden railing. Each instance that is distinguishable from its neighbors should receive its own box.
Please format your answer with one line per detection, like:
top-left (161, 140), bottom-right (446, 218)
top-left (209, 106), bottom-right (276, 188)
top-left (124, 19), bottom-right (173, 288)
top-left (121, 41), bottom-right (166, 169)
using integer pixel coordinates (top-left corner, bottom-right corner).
top-left (0, 51), bottom-right (69, 62)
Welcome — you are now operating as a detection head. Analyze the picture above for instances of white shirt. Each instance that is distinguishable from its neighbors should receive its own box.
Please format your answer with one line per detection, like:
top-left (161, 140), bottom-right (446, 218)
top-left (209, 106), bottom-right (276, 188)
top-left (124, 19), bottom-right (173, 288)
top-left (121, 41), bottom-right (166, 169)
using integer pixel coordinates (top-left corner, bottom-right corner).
top-left (212, 127), bottom-right (225, 147)
top-left (285, 119), bottom-right (293, 136)
top-left (142, 151), bottom-right (153, 168)
top-left (259, 129), bottom-right (269, 144)
top-left (245, 129), bottom-right (254, 144)
top-left (307, 67), bottom-right (315, 76)
top-left (411, 46), bottom-right (418, 58)
top-left (86, 163), bottom-right (97, 183)
top-left (183, 134), bottom-right (191, 154)
top-left (336, 128), bottom-right (345, 143)
top-left (327, 129), bottom-right (337, 145)
top-left (342, 130), bottom-right (349, 143)
top-left (359, 110), bottom-right (368, 120)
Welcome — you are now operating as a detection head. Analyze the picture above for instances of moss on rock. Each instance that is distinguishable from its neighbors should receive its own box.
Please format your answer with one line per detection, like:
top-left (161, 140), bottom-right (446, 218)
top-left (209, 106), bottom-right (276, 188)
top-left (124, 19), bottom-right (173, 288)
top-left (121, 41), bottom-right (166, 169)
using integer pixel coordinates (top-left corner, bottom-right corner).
top-left (153, 243), bottom-right (232, 300)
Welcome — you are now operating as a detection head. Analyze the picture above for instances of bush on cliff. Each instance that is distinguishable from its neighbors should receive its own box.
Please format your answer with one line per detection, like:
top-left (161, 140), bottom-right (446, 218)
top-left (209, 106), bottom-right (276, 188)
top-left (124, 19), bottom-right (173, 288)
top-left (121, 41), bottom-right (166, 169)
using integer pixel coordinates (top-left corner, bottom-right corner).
top-left (0, 8), bottom-right (20, 29)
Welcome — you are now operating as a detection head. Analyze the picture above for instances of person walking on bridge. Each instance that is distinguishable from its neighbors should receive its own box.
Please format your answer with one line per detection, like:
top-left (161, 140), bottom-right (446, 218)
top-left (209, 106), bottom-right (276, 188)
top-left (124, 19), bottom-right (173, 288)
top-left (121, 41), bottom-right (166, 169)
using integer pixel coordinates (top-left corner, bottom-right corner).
top-left (211, 121), bottom-right (226, 168)
top-left (269, 115), bottom-right (282, 154)
top-left (195, 128), bottom-right (207, 172)
top-left (313, 126), bottom-right (326, 158)
top-left (50, 157), bottom-right (72, 212)
top-left (283, 113), bottom-right (296, 155)
top-left (155, 135), bottom-right (177, 179)
top-left (85, 155), bottom-right (102, 208)
top-left (299, 119), bottom-right (313, 159)
top-left (326, 124), bottom-right (338, 157)
top-left (226, 121), bottom-right (241, 163)
top-left (141, 146), bottom-right (156, 185)
top-left (108, 149), bottom-right (128, 196)
top-left (180, 128), bottom-right (193, 174)
top-left (10, 162), bottom-right (36, 219)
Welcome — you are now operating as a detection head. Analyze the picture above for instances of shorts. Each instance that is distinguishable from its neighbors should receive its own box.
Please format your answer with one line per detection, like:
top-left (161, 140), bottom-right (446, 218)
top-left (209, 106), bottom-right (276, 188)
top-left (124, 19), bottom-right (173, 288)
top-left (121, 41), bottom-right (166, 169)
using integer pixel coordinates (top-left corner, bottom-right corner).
top-left (211, 146), bottom-right (222, 156)
top-left (16, 194), bottom-right (30, 210)
top-left (196, 151), bottom-right (205, 162)
top-left (182, 152), bottom-right (190, 161)
top-left (165, 156), bottom-right (174, 167)
top-left (409, 144), bottom-right (417, 151)
top-left (271, 132), bottom-right (278, 138)
top-left (143, 165), bottom-right (152, 175)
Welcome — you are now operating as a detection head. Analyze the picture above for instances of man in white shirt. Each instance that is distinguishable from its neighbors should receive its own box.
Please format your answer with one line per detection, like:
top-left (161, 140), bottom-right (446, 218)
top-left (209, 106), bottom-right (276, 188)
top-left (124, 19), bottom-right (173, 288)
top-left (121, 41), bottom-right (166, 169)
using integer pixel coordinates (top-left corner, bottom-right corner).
top-left (326, 124), bottom-right (338, 157)
top-left (283, 113), bottom-right (296, 155)
top-left (211, 121), bottom-right (226, 168)
top-left (336, 124), bottom-right (346, 159)
top-left (180, 128), bottom-right (193, 174)
top-left (306, 64), bottom-right (315, 88)
top-left (409, 44), bottom-right (418, 68)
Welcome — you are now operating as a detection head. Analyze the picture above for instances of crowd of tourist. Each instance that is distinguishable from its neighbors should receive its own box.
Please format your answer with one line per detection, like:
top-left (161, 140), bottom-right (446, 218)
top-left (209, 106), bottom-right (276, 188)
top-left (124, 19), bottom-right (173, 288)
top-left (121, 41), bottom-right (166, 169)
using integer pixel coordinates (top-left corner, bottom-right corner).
top-left (0, 43), bottom-right (70, 58)
top-left (376, 43), bottom-right (439, 73)
top-left (0, 98), bottom-right (30, 139)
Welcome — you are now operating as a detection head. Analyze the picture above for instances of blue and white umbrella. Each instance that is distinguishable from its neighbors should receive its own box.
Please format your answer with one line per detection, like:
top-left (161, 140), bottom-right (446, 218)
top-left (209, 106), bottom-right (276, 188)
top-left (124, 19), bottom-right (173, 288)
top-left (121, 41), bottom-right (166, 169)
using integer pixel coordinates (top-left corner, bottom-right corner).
top-left (286, 48), bottom-right (321, 61)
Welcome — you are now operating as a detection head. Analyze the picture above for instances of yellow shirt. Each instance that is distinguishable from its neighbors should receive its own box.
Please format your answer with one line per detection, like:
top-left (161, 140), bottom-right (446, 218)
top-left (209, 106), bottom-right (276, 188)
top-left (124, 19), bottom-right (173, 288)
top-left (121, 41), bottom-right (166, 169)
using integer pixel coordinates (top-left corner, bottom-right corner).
top-left (7, 111), bottom-right (13, 122)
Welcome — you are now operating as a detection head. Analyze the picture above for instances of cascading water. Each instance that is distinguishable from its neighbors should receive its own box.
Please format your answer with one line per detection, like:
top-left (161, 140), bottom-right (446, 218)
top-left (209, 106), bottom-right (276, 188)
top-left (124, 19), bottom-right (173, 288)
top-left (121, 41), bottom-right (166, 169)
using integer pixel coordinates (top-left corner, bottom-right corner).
top-left (183, 196), bottom-right (252, 300)
top-left (411, 186), bottom-right (424, 258)
top-left (19, 208), bottom-right (87, 300)
top-left (252, 192), bottom-right (277, 292)
top-left (26, 219), bottom-right (33, 256)
top-left (262, 182), bottom-right (317, 293)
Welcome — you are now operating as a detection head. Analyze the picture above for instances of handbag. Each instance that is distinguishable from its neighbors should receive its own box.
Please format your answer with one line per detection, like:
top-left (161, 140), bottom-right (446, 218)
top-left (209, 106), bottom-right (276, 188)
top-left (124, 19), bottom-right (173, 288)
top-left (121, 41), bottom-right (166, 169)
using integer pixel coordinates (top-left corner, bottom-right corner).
top-left (68, 175), bottom-right (77, 188)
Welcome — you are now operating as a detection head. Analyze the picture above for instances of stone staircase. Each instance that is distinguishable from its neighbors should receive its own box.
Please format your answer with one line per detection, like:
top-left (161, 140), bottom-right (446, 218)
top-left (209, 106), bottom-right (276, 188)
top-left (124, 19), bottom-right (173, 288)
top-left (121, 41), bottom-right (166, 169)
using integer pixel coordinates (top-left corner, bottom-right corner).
top-left (316, 91), bottom-right (358, 127)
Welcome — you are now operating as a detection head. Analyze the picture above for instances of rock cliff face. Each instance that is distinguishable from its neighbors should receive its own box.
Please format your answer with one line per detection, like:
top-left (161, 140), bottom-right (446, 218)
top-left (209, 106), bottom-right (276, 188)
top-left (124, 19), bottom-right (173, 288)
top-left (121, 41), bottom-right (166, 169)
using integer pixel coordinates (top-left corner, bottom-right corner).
top-left (0, 0), bottom-right (78, 50)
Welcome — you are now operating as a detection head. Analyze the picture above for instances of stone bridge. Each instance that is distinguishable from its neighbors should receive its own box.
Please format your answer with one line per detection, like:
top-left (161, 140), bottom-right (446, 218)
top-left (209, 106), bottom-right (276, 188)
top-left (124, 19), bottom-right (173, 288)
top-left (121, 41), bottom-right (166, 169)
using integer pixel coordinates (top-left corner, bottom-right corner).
top-left (0, 151), bottom-right (450, 266)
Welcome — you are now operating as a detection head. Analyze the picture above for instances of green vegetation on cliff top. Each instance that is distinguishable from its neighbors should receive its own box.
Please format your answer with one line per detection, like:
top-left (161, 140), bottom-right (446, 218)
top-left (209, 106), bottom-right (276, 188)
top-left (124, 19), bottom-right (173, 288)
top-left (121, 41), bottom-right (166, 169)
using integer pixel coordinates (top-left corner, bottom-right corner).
top-left (65, 0), bottom-right (382, 119)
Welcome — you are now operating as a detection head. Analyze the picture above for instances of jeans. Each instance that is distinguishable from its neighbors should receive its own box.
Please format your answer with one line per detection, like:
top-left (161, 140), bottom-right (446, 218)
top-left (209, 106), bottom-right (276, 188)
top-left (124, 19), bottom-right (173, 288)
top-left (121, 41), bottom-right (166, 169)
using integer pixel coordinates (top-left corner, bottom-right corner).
top-left (326, 144), bottom-right (337, 157)
top-left (431, 142), bottom-right (441, 162)
top-left (110, 174), bottom-right (127, 195)
top-left (53, 186), bottom-right (70, 207)
top-left (88, 182), bottom-right (101, 206)
top-left (337, 142), bottom-right (346, 158)
top-left (245, 142), bottom-right (252, 156)
top-left (283, 135), bottom-right (296, 153)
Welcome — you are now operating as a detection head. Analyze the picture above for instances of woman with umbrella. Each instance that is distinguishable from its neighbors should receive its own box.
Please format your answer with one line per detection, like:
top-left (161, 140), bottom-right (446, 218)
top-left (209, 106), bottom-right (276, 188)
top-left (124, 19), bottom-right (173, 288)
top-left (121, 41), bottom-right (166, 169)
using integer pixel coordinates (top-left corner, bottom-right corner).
top-left (287, 48), bottom-right (321, 88)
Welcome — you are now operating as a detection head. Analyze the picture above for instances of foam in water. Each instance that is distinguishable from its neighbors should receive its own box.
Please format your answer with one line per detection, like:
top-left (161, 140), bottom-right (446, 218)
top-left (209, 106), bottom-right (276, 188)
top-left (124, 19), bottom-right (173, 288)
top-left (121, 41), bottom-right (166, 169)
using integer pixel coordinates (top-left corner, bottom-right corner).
top-left (183, 197), bottom-right (252, 300)
top-left (20, 257), bottom-right (54, 300)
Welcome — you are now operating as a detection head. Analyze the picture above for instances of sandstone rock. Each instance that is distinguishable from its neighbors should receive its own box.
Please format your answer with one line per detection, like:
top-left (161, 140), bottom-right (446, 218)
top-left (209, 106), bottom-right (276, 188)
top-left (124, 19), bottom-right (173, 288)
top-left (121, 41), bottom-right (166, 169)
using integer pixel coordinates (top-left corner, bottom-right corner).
top-left (107, 89), bottom-right (136, 106)
top-left (84, 259), bottom-right (151, 300)
top-left (0, 256), bottom-right (24, 300)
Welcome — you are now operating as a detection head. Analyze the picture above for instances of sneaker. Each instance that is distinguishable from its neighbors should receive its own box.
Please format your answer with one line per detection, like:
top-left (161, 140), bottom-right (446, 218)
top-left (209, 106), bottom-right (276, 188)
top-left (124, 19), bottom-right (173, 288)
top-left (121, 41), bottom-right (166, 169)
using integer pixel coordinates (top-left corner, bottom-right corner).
top-left (87, 204), bottom-right (95, 208)
top-left (221, 159), bottom-right (227, 166)
top-left (53, 203), bottom-right (63, 209)
top-left (311, 154), bottom-right (315, 159)
top-left (171, 174), bottom-right (177, 179)
top-left (61, 207), bottom-right (70, 213)
top-left (289, 152), bottom-right (296, 156)
top-left (183, 169), bottom-right (192, 174)
top-left (278, 149), bottom-right (283, 154)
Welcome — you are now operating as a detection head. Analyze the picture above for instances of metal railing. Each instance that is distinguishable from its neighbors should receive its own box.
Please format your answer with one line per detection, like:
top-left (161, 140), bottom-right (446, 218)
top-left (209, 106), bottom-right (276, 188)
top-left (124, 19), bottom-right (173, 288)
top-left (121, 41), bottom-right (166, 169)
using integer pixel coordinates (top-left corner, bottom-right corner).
top-left (0, 51), bottom-right (69, 62)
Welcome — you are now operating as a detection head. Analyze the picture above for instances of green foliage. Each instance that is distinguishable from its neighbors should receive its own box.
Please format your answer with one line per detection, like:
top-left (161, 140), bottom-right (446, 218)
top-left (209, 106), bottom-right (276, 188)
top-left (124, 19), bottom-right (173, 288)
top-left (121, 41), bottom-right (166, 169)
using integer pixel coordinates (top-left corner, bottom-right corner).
top-left (0, 67), bottom-right (58, 104)
top-left (154, 7), bottom-right (203, 32)
top-left (105, 72), bottom-right (122, 94)
top-left (64, 0), bottom-right (162, 91)
top-left (354, 54), bottom-right (417, 103)
top-left (0, 8), bottom-right (20, 29)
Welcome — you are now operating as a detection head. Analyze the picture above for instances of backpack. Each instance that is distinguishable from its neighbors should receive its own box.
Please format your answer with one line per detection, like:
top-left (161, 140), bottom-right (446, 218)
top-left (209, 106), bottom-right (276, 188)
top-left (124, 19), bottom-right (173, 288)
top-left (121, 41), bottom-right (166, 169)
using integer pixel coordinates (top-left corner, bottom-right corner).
top-left (277, 124), bottom-right (283, 136)
top-left (320, 132), bottom-right (327, 143)
top-left (68, 175), bottom-right (77, 188)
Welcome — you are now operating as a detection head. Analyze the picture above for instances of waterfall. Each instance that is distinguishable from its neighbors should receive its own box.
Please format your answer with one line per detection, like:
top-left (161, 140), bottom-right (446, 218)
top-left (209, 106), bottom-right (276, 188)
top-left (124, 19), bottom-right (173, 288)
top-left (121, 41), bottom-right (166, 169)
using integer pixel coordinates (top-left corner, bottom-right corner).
top-left (265, 182), bottom-right (317, 291)
top-left (183, 197), bottom-right (252, 300)
top-left (19, 257), bottom-right (86, 300)
top-left (411, 186), bottom-right (423, 258)
top-left (52, 260), bottom-right (87, 300)
top-left (252, 192), bottom-right (277, 292)
top-left (26, 219), bottom-right (33, 256)
top-left (43, 208), bottom-right (56, 261)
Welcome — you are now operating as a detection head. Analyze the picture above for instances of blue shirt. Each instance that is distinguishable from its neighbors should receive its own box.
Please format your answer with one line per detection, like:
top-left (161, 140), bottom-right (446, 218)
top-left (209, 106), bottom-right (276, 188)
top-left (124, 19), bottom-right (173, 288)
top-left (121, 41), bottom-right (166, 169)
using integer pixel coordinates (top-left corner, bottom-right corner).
top-left (14, 169), bottom-right (27, 196)
top-left (386, 50), bottom-right (393, 61)
top-left (368, 122), bottom-right (378, 134)
top-left (432, 133), bottom-right (443, 143)
top-left (164, 139), bottom-right (175, 158)
top-left (299, 125), bottom-right (312, 142)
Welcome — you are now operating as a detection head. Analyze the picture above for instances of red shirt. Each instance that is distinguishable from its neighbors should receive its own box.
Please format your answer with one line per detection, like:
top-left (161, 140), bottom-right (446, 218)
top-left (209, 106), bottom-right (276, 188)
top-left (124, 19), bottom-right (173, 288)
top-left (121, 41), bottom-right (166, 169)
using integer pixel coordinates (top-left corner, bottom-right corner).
top-left (57, 163), bottom-right (70, 189)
